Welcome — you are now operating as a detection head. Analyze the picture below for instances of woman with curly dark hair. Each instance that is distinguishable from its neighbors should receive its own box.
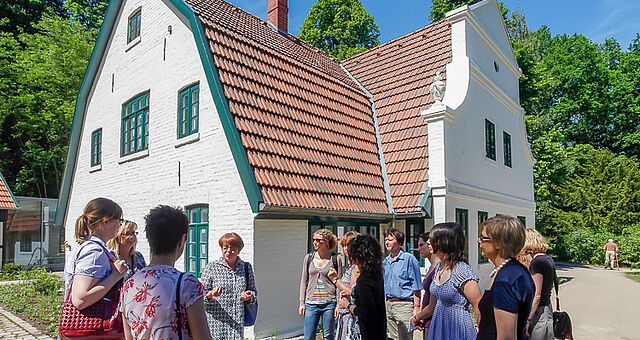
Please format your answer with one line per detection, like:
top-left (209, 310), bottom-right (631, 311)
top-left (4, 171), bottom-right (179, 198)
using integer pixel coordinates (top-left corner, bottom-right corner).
top-left (337, 234), bottom-right (386, 340)
top-left (411, 222), bottom-right (482, 340)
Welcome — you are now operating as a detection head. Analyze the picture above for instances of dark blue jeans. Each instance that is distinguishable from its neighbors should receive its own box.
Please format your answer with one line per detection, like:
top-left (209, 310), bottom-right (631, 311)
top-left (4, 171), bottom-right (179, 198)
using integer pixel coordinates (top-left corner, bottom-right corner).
top-left (304, 302), bottom-right (336, 340)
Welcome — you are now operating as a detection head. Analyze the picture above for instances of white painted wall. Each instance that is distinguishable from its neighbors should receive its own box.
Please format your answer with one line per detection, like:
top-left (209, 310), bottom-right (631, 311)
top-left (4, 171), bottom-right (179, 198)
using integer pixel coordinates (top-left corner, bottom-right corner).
top-left (253, 219), bottom-right (307, 339)
top-left (63, 0), bottom-right (255, 281)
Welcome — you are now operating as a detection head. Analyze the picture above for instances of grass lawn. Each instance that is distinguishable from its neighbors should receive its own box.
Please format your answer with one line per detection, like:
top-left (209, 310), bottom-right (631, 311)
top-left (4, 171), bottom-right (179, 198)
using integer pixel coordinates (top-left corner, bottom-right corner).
top-left (624, 272), bottom-right (640, 284)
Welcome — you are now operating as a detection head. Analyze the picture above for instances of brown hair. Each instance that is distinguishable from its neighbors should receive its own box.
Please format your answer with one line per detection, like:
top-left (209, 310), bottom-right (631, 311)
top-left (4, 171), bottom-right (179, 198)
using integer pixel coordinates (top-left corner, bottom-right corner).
top-left (314, 229), bottom-right (338, 251)
top-left (219, 232), bottom-right (244, 251)
top-left (384, 228), bottom-right (405, 245)
top-left (74, 198), bottom-right (122, 243)
top-left (340, 231), bottom-right (360, 256)
top-left (481, 215), bottom-right (526, 259)
top-left (107, 220), bottom-right (138, 259)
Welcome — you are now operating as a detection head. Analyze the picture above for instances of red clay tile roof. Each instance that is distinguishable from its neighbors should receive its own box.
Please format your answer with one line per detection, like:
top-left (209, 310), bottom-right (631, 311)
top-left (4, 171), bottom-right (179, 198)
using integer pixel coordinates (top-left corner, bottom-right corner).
top-left (186, 0), bottom-right (389, 213)
top-left (6, 208), bottom-right (40, 232)
top-left (0, 172), bottom-right (18, 209)
top-left (343, 21), bottom-right (452, 213)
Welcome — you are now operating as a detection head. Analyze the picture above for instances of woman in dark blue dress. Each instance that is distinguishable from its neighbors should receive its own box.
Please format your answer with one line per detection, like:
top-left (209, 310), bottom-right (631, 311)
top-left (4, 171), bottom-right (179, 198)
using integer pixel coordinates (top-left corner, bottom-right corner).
top-left (477, 215), bottom-right (535, 340)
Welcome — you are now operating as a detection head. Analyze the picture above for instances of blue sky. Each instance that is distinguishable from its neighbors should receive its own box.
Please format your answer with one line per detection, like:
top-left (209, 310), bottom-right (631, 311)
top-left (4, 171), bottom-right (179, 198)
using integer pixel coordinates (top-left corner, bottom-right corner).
top-left (226, 0), bottom-right (640, 50)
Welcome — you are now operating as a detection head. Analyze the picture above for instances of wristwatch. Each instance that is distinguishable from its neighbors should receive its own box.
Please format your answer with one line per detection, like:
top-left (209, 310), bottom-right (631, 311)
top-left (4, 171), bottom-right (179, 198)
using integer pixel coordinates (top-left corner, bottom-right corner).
top-left (347, 303), bottom-right (354, 313)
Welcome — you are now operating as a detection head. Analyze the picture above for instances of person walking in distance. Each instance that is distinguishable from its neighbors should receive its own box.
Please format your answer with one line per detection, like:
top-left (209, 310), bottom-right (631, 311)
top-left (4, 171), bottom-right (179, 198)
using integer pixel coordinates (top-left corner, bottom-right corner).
top-left (603, 239), bottom-right (618, 269)
top-left (382, 228), bottom-right (422, 340)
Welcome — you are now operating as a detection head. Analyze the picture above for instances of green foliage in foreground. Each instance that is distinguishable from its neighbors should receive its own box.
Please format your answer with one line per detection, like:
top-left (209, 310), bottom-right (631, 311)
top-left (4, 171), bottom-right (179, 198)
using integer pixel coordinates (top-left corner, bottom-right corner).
top-left (625, 272), bottom-right (640, 284)
top-left (0, 267), bottom-right (63, 337)
top-left (299, 0), bottom-right (379, 60)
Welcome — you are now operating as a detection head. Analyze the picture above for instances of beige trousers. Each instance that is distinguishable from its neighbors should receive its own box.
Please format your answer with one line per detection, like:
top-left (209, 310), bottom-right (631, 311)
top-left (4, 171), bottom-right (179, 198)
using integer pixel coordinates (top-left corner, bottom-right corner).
top-left (605, 250), bottom-right (616, 268)
top-left (385, 300), bottom-right (414, 340)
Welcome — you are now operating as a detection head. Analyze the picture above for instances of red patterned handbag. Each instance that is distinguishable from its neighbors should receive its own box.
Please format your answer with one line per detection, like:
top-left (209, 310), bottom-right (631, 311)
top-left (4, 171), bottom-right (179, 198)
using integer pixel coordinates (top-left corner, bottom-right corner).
top-left (58, 241), bottom-right (124, 339)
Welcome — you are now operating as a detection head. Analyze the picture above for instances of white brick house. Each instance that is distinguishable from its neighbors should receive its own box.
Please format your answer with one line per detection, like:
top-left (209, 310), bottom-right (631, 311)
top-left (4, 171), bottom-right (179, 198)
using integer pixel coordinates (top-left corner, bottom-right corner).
top-left (55, 0), bottom-right (534, 338)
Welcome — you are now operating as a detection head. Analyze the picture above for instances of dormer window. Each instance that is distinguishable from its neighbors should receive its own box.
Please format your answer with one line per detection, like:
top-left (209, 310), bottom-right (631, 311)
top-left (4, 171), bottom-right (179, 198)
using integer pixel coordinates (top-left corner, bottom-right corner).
top-left (127, 9), bottom-right (141, 44)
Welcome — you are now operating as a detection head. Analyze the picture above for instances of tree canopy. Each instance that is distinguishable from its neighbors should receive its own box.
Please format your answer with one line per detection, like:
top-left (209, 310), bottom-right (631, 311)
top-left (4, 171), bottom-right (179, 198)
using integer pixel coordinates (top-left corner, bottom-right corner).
top-left (299, 0), bottom-right (380, 60)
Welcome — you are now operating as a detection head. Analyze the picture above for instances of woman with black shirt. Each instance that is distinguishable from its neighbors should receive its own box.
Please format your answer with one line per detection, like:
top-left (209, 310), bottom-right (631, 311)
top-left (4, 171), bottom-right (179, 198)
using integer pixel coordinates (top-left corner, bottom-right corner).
top-left (338, 234), bottom-right (386, 340)
top-left (477, 215), bottom-right (534, 340)
top-left (522, 229), bottom-right (556, 340)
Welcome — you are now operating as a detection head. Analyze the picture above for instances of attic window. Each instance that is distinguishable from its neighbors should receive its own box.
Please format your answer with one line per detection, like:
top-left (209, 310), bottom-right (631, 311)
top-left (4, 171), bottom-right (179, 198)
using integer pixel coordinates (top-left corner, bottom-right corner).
top-left (493, 61), bottom-right (499, 72)
top-left (127, 9), bottom-right (141, 44)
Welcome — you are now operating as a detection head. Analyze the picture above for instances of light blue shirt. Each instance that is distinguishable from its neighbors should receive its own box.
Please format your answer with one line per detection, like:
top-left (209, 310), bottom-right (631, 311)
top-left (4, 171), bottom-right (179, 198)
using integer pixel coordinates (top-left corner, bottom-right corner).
top-left (383, 249), bottom-right (422, 300)
top-left (64, 236), bottom-right (116, 297)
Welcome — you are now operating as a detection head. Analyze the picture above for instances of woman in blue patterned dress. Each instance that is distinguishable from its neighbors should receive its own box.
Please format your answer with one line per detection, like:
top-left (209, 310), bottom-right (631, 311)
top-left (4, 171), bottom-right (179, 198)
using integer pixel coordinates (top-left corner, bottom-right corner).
top-left (411, 222), bottom-right (482, 340)
top-left (107, 220), bottom-right (146, 282)
top-left (200, 232), bottom-right (257, 340)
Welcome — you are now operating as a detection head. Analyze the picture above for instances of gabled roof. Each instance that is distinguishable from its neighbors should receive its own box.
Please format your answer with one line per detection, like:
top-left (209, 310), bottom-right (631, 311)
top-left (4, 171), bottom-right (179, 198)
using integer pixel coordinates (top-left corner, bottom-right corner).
top-left (0, 172), bottom-right (18, 209)
top-left (186, 0), bottom-right (389, 213)
top-left (343, 21), bottom-right (452, 213)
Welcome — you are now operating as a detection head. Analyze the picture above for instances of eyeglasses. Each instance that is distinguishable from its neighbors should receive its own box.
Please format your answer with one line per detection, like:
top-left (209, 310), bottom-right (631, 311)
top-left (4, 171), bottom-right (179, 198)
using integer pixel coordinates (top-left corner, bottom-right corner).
top-left (119, 218), bottom-right (125, 226)
top-left (478, 235), bottom-right (491, 241)
top-left (222, 245), bottom-right (238, 251)
top-left (312, 238), bottom-right (326, 243)
top-left (123, 231), bottom-right (138, 237)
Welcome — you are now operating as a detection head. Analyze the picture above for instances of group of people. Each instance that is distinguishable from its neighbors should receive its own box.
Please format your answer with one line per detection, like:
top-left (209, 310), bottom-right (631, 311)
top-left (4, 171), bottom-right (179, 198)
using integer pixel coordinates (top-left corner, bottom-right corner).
top-left (64, 197), bottom-right (560, 340)
top-left (300, 215), bottom-right (560, 340)
top-left (63, 198), bottom-right (256, 340)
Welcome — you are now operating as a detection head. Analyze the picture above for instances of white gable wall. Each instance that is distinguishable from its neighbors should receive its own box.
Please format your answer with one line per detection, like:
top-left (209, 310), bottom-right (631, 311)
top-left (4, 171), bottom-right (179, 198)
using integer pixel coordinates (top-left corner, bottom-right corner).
top-left (428, 0), bottom-right (536, 284)
top-left (64, 0), bottom-right (255, 296)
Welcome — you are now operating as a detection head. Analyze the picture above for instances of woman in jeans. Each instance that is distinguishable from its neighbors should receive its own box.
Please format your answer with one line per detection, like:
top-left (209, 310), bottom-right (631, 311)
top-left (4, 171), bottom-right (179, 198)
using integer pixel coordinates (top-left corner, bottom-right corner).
top-left (299, 229), bottom-right (342, 340)
top-left (522, 229), bottom-right (557, 340)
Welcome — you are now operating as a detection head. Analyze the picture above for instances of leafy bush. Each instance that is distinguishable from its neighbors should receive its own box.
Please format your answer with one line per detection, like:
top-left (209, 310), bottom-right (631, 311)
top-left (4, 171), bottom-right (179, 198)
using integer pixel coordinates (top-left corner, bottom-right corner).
top-left (560, 225), bottom-right (640, 268)
top-left (0, 268), bottom-right (63, 337)
top-left (2, 263), bottom-right (25, 275)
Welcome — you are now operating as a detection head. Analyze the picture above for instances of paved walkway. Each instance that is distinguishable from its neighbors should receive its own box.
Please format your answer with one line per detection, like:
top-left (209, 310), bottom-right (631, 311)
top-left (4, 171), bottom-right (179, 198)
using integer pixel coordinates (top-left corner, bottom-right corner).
top-left (0, 306), bottom-right (52, 339)
top-left (556, 263), bottom-right (640, 340)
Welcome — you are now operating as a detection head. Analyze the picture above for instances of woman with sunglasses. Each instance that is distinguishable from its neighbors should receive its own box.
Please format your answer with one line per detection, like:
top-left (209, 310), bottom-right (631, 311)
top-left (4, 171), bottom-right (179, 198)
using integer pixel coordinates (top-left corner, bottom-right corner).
top-left (299, 229), bottom-right (342, 340)
top-left (107, 220), bottom-right (146, 281)
top-left (477, 215), bottom-right (534, 340)
top-left (62, 198), bottom-right (129, 339)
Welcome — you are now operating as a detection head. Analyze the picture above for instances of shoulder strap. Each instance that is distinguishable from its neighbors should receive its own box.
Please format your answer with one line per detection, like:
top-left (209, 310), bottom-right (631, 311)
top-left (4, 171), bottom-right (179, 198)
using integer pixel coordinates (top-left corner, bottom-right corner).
top-left (176, 272), bottom-right (185, 340)
top-left (244, 262), bottom-right (249, 291)
top-left (331, 253), bottom-right (339, 277)
top-left (306, 252), bottom-right (315, 276)
top-left (553, 266), bottom-right (560, 311)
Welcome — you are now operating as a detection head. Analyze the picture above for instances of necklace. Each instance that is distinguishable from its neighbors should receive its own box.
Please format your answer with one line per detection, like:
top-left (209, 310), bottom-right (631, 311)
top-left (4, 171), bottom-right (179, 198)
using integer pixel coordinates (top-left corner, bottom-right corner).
top-left (490, 258), bottom-right (511, 278)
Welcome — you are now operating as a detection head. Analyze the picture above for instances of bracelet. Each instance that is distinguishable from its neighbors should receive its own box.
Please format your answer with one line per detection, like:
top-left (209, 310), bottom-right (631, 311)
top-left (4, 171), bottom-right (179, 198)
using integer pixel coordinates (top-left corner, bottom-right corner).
top-left (347, 303), bottom-right (354, 313)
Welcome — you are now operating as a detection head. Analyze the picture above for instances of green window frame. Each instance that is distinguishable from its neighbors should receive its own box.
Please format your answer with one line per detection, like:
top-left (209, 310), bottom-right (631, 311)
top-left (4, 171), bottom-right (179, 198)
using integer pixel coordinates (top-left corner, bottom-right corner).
top-left (485, 119), bottom-right (496, 160)
top-left (185, 206), bottom-right (209, 277)
top-left (178, 84), bottom-right (199, 138)
top-left (478, 211), bottom-right (489, 263)
top-left (503, 131), bottom-right (512, 167)
top-left (127, 9), bottom-right (141, 43)
top-left (121, 92), bottom-right (149, 156)
top-left (517, 216), bottom-right (526, 227)
top-left (406, 218), bottom-right (425, 266)
top-left (455, 208), bottom-right (469, 254)
top-left (91, 129), bottom-right (102, 166)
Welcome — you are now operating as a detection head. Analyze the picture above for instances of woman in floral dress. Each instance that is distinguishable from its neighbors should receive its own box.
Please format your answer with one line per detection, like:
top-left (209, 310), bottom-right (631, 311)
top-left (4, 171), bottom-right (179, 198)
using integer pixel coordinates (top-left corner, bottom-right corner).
top-left (200, 232), bottom-right (257, 340)
top-left (331, 231), bottom-right (361, 340)
top-left (119, 206), bottom-right (211, 340)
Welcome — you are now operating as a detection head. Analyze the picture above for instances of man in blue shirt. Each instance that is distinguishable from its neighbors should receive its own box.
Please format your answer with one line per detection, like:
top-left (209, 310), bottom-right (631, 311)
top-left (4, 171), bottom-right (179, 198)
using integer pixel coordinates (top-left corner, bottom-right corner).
top-left (383, 228), bottom-right (422, 340)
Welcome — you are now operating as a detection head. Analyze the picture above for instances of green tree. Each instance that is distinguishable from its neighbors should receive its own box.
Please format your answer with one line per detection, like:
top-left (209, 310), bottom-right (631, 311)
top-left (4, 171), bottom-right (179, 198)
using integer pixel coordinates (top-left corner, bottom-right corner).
top-left (0, 13), bottom-right (97, 197)
top-left (0, 0), bottom-right (64, 36)
top-left (299, 0), bottom-right (380, 60)
top-left (429, 0), bottom-right (479, 22)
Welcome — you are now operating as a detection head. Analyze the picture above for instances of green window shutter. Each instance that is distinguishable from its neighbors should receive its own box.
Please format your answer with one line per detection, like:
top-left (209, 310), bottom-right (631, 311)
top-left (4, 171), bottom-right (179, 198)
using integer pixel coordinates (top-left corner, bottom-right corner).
top-left (517, 216), bottom-right (526, 227)
top-left (178, 84), bottom-right (199, 138)
top-left (127, 10), bottom-right (141, 43)
top-left (478, 211), bottom-right (489, 263)
top-left (121, 92), bottom-right (149, 156)
top-left (503, 131), bottom-right (512, 167)
top-left (186, 206), bottom-right (209, 277)
top-left (91, 129), bottom-right (102, 166)
top-left (455, 208), bottom-right (469, 255)
top-left (485, 119), bottom-right (496, 160)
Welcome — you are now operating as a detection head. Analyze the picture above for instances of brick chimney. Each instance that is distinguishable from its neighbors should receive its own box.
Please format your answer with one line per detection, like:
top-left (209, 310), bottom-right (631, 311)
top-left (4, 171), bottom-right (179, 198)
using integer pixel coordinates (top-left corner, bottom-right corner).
top-left (268, 0), bottom-right (288, 33)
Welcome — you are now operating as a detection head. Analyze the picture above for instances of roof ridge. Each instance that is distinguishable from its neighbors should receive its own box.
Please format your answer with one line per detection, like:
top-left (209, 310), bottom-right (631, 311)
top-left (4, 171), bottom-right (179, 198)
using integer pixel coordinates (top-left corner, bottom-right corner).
top-left (343, 20), bottom-right (449, 65)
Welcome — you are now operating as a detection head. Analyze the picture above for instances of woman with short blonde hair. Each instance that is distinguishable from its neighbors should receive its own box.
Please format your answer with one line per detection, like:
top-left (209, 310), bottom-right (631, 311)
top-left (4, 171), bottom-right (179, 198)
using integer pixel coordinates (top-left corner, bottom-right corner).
top-left (522, 229), bottom-right (557, 340)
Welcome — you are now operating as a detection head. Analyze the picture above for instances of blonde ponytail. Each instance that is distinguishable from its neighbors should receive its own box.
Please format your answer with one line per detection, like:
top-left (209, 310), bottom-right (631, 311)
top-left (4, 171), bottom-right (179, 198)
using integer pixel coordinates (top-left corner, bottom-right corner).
top-left (74, 198), bottom-right (123, 244)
